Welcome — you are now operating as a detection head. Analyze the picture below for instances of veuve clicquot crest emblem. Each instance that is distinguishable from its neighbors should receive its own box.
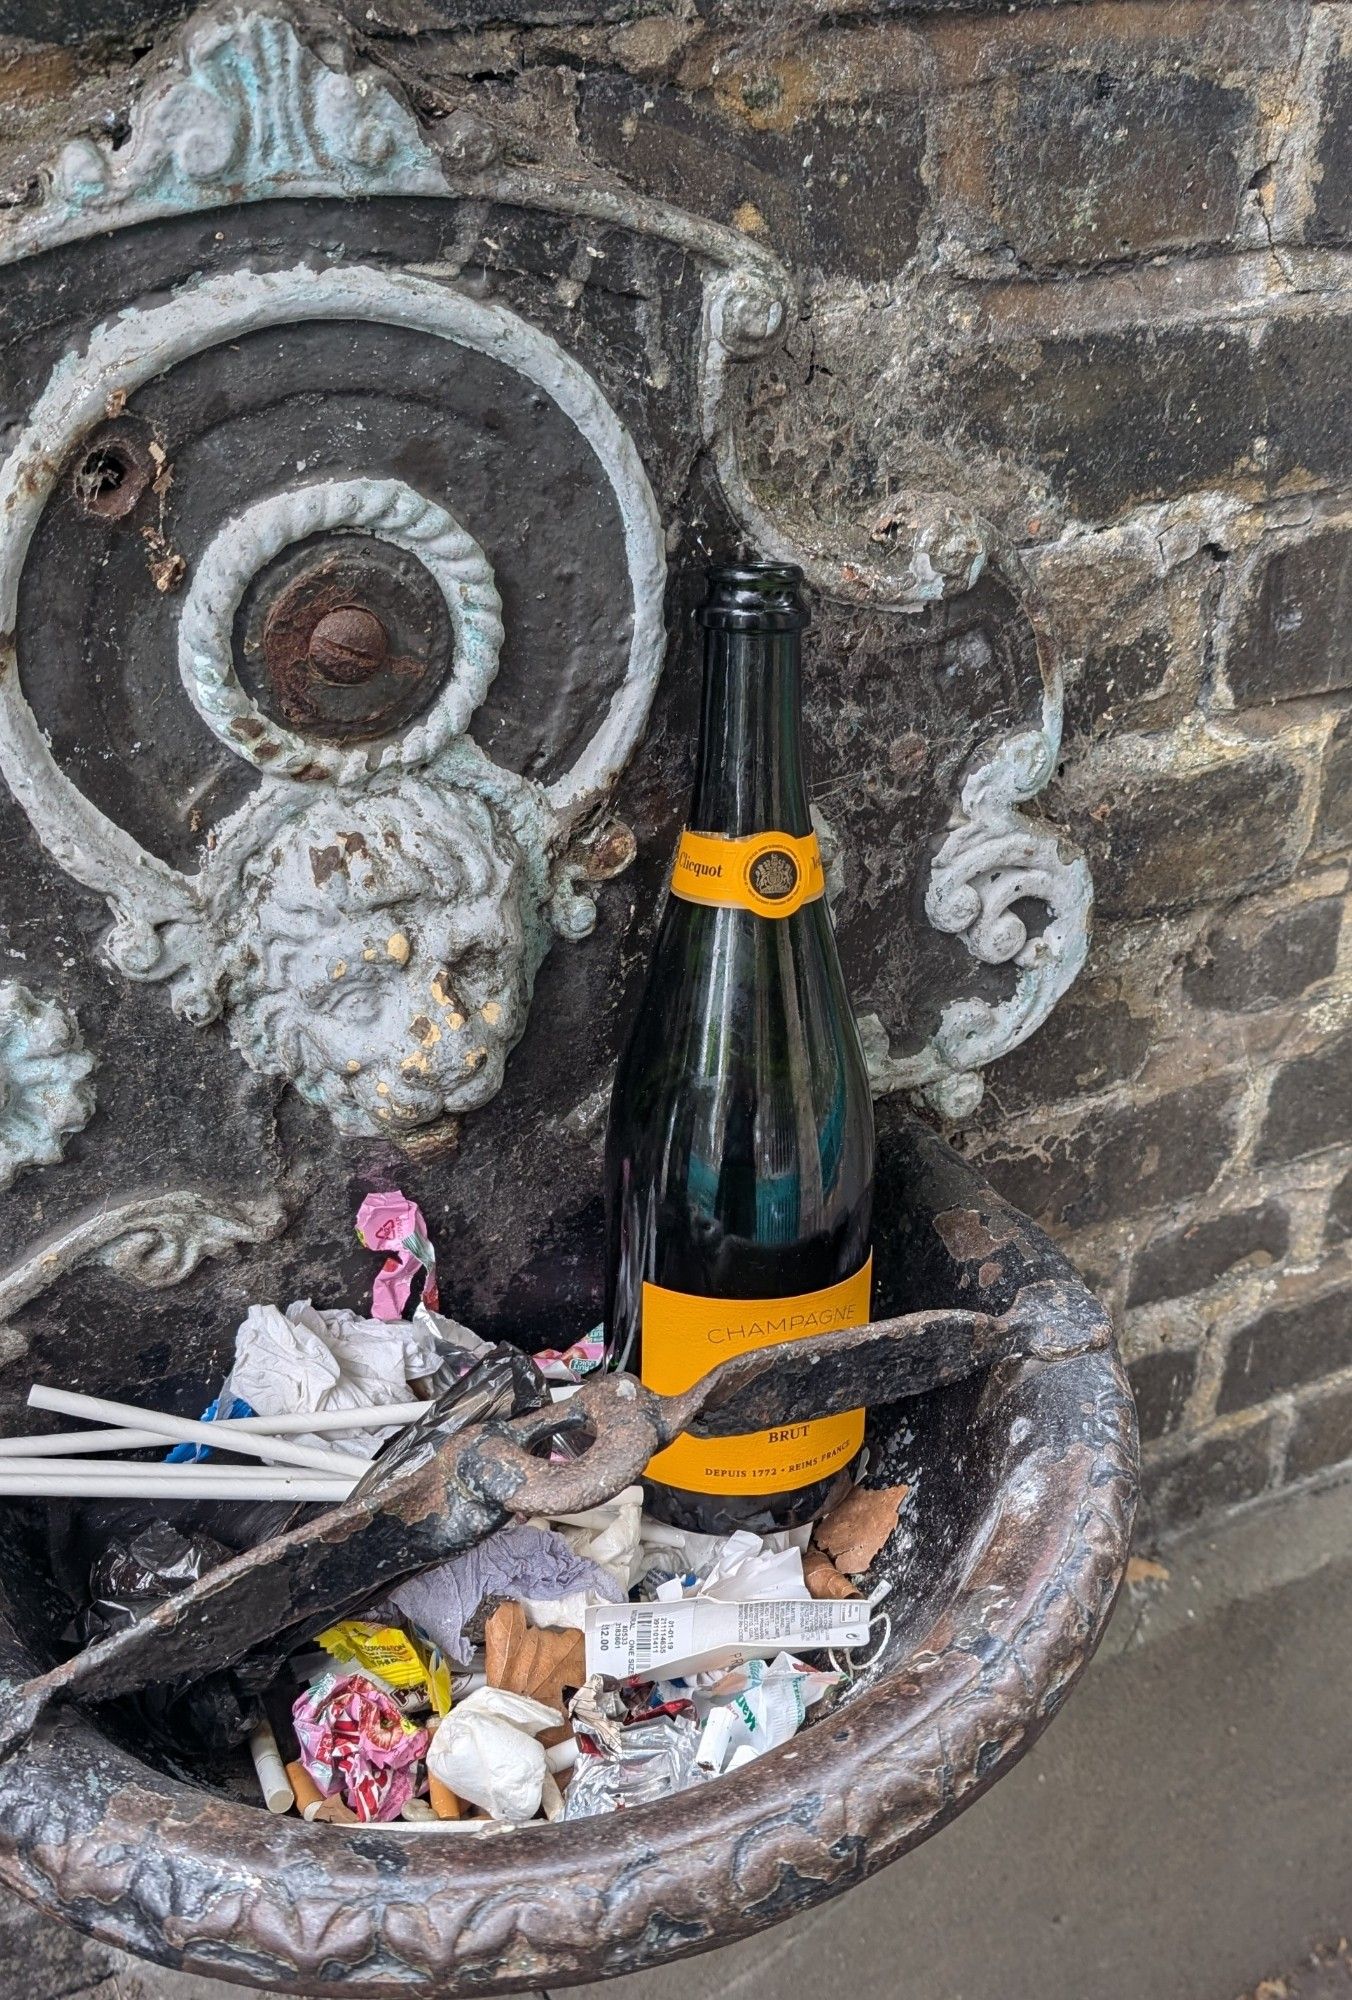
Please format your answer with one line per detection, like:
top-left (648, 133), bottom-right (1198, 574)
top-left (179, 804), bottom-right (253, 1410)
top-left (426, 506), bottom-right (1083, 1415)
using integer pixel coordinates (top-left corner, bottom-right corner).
top-left (670, 828), bottom-right (826, 919)
top-left (640, 1260), bottom-right (871, 1494)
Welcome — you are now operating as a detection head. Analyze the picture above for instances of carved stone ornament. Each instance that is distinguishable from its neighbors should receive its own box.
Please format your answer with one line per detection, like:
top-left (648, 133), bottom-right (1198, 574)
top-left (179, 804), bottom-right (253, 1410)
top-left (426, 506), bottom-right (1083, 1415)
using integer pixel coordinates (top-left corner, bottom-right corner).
top-left (0, 1187), bottom-right (287, 1352)
top-left (0, 984), bottom-right (96, 1192)
top-left (0, 3), bottom-right (1092, 1132)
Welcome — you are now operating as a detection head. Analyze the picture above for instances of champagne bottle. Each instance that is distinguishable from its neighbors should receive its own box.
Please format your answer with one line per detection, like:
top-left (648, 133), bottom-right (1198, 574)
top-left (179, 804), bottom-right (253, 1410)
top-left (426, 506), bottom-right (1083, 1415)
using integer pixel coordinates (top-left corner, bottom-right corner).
top-left (605, 559), bottom-right (875, 1534)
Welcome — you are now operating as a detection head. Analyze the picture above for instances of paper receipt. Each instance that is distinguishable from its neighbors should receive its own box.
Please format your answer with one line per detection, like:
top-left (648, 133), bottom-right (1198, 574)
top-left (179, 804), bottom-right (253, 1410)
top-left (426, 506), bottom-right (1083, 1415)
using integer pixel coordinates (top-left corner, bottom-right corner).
top-left (584, 1596), bottom-right (872, 1680)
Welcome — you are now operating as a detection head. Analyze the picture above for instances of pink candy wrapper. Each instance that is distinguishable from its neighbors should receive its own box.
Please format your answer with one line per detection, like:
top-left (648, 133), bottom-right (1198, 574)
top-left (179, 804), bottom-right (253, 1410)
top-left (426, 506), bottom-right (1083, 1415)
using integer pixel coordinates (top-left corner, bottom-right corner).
top-left (356, 1191), bottom-right (440, 1320)
top-left (531, 1332), bottom-right (606, 1383)
top-left (292, 1672), bottom-right (429, 1822)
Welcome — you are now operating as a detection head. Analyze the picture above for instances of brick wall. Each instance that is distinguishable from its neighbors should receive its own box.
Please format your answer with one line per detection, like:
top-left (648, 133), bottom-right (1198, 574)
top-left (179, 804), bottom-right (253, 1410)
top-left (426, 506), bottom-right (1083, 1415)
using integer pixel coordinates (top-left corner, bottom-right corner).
top-left (904, 0), bottom-right (1352, 1536)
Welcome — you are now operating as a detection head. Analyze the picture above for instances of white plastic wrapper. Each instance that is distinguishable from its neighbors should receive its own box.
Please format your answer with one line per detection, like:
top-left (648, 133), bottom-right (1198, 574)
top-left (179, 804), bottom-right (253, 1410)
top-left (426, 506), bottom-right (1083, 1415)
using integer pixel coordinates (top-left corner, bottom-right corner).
top-left (426, 1686), bottom-right (562, 1820)
top-left (655, 1532), bottom-right (809, 1606)
top-left (227, 1299), bottom-right (441, 1457)
top-left (694, 1653), bottom-right (840, 1770)
top-left (638, 1520), bottom-right (812, 1594)
top-left (535, 1485), bottom-right (646, 1591)
top-left (585, 1595), bottom-right (870, 1680)
top-left (560, 1716), bottom-right (707, 1821)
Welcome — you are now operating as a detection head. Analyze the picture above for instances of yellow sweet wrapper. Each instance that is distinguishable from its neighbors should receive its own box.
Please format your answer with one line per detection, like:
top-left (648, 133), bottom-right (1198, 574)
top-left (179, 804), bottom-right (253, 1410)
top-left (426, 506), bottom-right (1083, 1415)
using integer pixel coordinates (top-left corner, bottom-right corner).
top-left (316, 1620), bottom-right (452, 1716)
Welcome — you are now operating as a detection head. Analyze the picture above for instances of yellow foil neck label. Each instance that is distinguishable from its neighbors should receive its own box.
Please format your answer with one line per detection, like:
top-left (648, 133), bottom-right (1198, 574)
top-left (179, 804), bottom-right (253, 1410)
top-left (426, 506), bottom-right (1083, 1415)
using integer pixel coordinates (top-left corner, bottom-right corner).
top-left (640, 1258), bottom-right (871, 1495)
top-left (670, 828), bottom-right (825, 919)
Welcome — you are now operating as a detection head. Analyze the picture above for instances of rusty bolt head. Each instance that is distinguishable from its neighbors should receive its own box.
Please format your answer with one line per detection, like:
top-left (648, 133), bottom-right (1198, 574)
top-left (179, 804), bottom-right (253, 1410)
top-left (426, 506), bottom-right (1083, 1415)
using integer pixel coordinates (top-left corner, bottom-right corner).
top-left (307, 605), bottom-right (390, 684)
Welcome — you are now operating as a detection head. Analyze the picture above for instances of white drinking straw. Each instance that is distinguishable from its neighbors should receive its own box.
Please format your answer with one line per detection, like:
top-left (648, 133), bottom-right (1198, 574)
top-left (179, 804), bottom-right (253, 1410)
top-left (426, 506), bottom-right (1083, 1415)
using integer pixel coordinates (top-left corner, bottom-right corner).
top-left (0, 1470), bottom-right (356, 1502)
top-left (0, 1402), bottom-right (428, 1458)
top-left (0, 1458), bottom-right (359, 1484)
top-left (28, 1386), bottom-right (358, 1476)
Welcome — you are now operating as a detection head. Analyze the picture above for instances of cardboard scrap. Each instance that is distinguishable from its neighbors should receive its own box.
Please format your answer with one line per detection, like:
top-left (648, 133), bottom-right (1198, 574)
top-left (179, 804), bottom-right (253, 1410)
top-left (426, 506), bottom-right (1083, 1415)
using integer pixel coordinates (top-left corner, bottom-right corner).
top-left (813, 1480), bottom-right (910, 1576)
top-left (484, 1601), bottom-right (583, 1747)
top-left (313, 1794), bottom-right (359, 1824)
top-left (802, 1546), bottom-right (863, 1601)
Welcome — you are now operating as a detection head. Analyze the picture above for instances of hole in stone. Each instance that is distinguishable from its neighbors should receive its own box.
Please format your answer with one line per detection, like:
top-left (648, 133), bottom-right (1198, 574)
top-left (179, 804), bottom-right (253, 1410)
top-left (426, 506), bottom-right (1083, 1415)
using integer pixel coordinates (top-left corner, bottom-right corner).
top-left (72, 442), bottom-right (148, 520)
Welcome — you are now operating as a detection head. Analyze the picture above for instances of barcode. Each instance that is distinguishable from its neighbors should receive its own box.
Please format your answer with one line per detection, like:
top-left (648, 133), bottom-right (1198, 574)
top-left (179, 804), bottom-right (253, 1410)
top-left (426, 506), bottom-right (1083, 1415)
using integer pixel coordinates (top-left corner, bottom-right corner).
top-left (629, 1609), bottom-right (656, 1672)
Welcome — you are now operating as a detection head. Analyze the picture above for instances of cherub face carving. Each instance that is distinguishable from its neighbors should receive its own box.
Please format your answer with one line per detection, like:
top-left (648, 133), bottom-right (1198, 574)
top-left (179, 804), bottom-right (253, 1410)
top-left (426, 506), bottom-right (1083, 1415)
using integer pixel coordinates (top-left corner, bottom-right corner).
top-left (219, 782), bottom-right (537, 1136)
top-left (0, 265), bottom-right (668, 1141)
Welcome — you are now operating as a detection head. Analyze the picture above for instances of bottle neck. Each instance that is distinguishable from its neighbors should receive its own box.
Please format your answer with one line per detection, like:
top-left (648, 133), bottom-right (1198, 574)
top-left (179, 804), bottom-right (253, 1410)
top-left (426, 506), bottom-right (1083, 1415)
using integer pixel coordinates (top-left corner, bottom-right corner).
top-left (688, 627), bottom-right (811, 839)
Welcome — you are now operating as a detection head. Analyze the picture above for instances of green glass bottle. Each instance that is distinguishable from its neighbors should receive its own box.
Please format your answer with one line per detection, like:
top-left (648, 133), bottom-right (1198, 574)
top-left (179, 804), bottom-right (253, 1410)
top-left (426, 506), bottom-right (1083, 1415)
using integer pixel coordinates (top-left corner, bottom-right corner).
top-left (604, 560), bottom-right (875, 1534)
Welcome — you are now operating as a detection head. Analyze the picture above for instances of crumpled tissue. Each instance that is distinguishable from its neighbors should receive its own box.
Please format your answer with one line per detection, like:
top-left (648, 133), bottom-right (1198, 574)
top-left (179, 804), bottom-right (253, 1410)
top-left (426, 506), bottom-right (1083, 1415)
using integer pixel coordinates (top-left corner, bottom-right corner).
top-left (292, 1671), bottom-right (429, 1823)
top-left (427, 1685), bottom-right (562, 1820)
top-left (537, 1484), bottom-right (647, 1592)
top-left (227, 1298), bottom-right (441, 1457)
top-left (386, 1522), bottom-right (625, 1664)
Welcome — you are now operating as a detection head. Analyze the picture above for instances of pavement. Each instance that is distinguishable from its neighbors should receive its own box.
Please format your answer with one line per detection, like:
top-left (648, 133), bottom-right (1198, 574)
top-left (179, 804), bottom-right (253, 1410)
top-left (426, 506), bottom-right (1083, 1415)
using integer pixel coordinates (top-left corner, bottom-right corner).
top-left (2, 1469), bottom-right (1350, 2000)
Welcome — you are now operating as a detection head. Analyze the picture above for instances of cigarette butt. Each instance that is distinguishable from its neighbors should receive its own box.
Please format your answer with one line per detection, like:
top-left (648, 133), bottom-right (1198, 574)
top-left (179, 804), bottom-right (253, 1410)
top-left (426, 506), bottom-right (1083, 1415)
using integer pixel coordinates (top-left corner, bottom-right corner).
top-left (248, 1721), bottom-right (294, 1815)
top-left (286, 1759), bottom-right (325, 1820)
top-left (545, 1733), bottom-right (578, 1775)
top-left (696, 1705), bottom-right (733, 1774)
top-left (540, 1769), bottom-right (564, 1822)
top-left (804, 1546), bottom-right (863, 1601)
top-left (313, 1794), bottom-right (359, 1824)
top-left (428, 1775), bottom-right (462, 1820)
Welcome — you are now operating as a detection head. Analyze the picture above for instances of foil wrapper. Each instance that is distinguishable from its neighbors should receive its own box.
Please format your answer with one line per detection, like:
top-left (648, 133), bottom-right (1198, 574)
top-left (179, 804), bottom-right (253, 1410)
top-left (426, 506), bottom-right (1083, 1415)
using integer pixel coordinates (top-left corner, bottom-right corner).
top-left (560, 1716), bottom-right (707, 1820)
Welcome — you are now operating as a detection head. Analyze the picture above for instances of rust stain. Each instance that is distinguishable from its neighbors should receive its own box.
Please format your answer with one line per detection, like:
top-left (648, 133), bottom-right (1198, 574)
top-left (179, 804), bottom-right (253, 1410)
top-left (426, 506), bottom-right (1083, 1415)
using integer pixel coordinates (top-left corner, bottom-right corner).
top-left (309, 831), bottom-right (369, 888)
top-left (934, 1207), bottom-right (1019, 1264)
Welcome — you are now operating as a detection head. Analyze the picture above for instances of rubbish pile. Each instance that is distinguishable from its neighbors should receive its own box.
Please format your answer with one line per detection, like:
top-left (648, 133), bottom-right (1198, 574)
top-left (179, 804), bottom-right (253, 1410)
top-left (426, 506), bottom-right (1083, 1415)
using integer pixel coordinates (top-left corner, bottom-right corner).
top-left (2, 1192), bottom-right (911, 1827)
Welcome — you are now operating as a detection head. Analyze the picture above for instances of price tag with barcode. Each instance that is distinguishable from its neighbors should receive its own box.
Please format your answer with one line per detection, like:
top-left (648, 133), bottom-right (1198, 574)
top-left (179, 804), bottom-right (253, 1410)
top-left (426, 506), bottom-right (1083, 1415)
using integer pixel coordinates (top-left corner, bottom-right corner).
top-left (584, 1596), bottom-right (872, 1680)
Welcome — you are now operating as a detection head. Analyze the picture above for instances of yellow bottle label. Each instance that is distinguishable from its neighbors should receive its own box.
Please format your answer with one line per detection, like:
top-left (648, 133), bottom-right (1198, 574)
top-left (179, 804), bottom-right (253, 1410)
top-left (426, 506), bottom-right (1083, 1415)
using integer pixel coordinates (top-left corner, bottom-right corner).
top-left (670, 827), bottom-right (826, 920)
top-left (640, 1258), bottom-right (871, 1494)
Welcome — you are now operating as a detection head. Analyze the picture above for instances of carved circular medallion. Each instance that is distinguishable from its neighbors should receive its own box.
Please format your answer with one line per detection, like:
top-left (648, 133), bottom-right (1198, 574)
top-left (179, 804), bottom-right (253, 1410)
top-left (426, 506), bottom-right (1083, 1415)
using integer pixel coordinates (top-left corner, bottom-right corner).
top-left (178, 477), bottom-right (502, 780)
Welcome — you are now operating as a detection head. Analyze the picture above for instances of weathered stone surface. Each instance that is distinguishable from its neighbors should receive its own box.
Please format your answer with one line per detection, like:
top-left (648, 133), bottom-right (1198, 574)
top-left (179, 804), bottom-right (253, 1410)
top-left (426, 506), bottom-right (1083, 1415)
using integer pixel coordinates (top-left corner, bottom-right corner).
top-left (975, 1079), bottom-right (1236, 1233)
top-left (1256, 1028), bottom-right (1352, 1168)
top-left (1127, 1201), bottom-right (1289, 1309)
top-left (983, 986), bottom-right (1151, 1114)
top-left (933, 66), bottom-right (1255, 271)
top-left (1065, 629), bottom-right (1182, 739)
top-left (1286, 1380), bottom-right (1352, 1481)
top-left (1225, 527), bottom-right (1352, 707)
top-left (1217, 1285), bottom-right (1352, 1413)
top-left (927, 310), bottom-right (1352, 524)
top-left (578, 30), bottom-right (927, 283)
top-left (1182, 899), bottom-right (1343, 1015)
top-left (1309, 50), bottom-right (1352, 247)
top-left (1071, 755), bottom-right (1307, 920)
top-left (1141, 1416), bottom-right (1276, 1531)
top-left (1311, 711), bottom-right (1352, 858)
top-left (1128, 1347), bottom-right (1197, 1442)
top-left (1326, 1169), bottom-right (1352, 1247)
top-left (1035, 535), bottom-right (1218, 742)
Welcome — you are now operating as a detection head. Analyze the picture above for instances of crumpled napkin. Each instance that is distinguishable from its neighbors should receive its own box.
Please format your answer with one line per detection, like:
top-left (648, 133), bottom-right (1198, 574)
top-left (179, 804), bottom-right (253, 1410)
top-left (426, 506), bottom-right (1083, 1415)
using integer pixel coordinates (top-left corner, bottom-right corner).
top-left (226, 1298), bottom-right (441, 1457)
top-left (385, 1522), bottom-right (625, 1664)
top-left (427, 1685), bottom-right (562, 1820)
top-left (534, 1484), bottom-right (647, 1592)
